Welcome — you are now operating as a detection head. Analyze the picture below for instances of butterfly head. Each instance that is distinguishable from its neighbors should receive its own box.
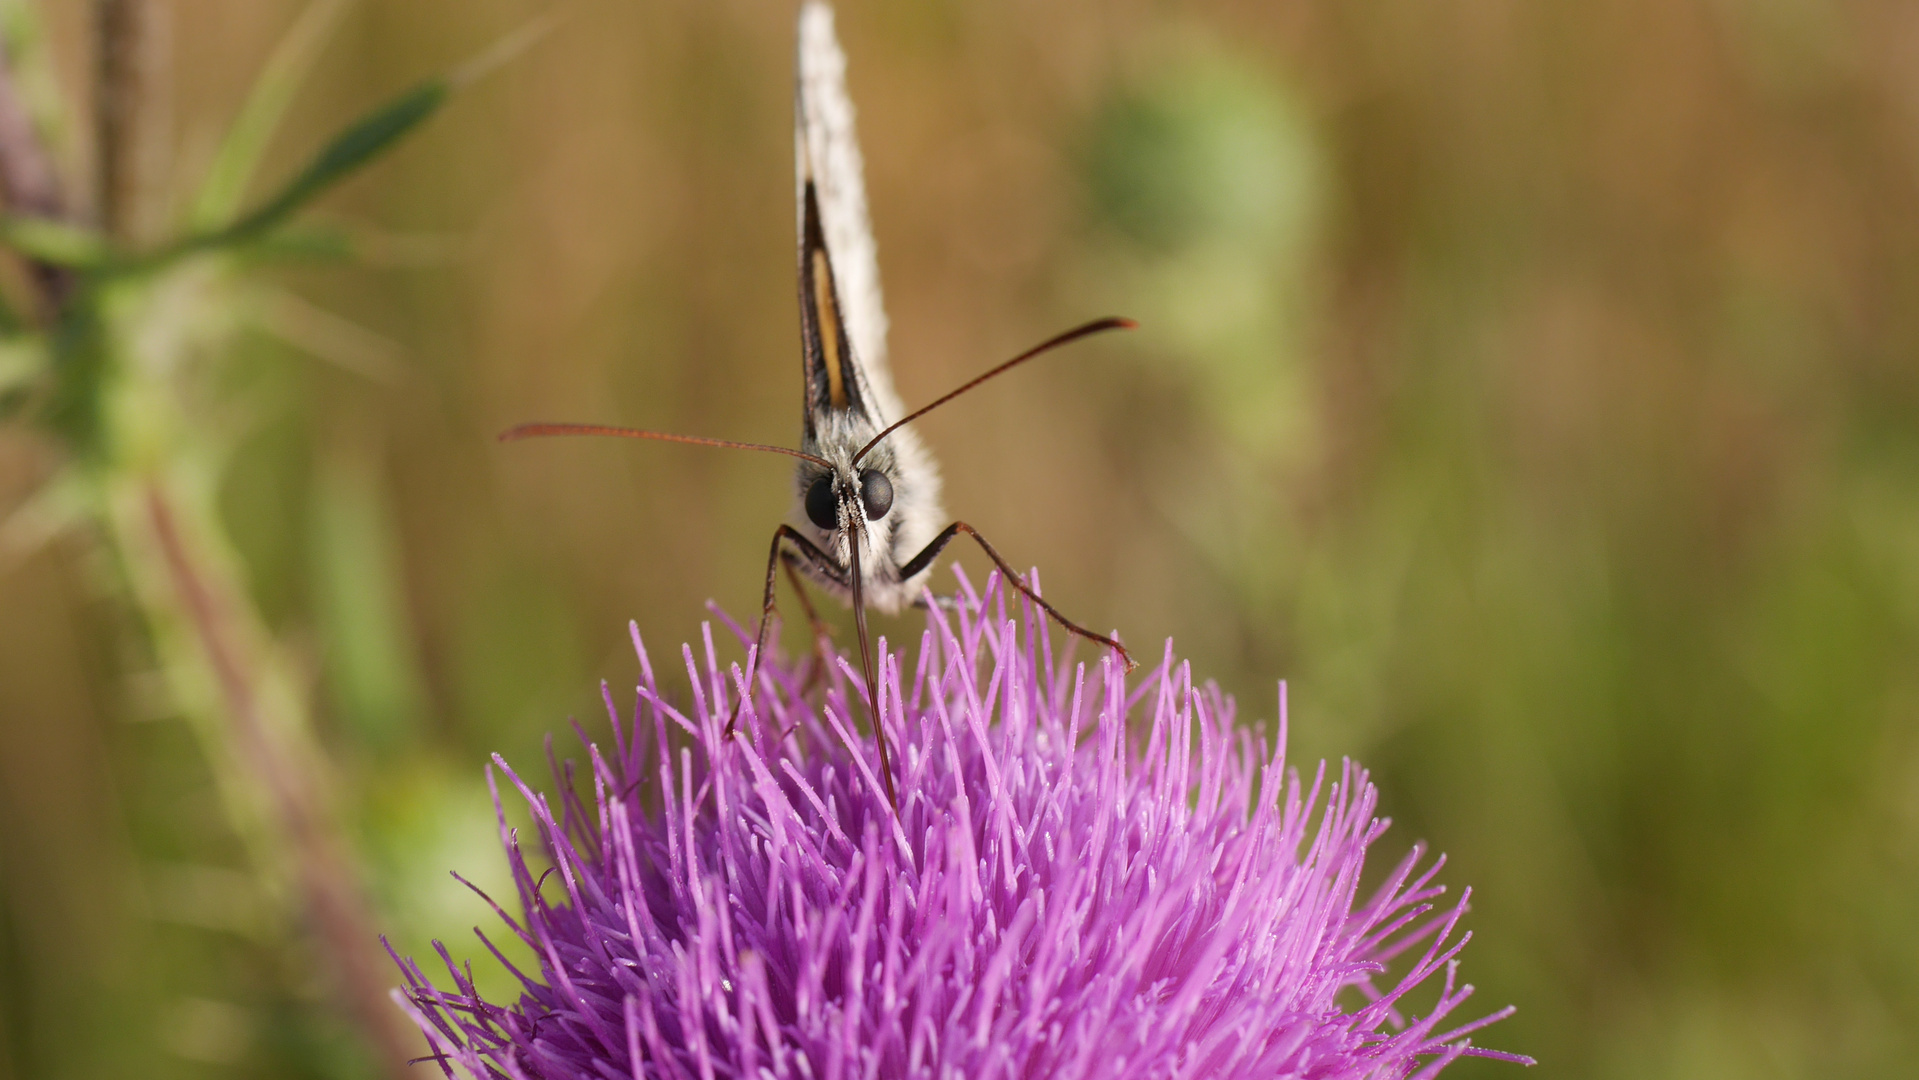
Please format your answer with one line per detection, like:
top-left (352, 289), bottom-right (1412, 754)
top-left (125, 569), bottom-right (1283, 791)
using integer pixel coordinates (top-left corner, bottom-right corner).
top-left (795, 410), bottom-right (907, 562)
top-left (800, 463), bottom-right (892, 533)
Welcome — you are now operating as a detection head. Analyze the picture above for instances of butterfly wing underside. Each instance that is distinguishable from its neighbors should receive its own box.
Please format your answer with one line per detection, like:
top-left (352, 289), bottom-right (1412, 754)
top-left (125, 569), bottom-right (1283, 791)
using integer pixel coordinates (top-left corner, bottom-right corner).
top-left (795, 2), bottom-right (901, 429)
top-left (792, 1), bottom-right (943, 604)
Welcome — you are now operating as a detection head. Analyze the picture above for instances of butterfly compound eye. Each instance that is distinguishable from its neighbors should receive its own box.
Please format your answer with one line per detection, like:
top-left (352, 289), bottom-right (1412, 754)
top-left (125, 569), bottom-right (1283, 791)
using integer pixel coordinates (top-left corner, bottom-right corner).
top-left (859, 469), bottom-right (893, 519)
top-left (805, 475), bottom-right (838, 530)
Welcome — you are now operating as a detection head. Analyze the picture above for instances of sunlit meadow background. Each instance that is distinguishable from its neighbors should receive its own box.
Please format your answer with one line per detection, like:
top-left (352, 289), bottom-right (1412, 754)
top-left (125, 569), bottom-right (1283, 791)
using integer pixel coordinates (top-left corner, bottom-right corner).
top-left (1, 0), bottom-right (1916, 1077)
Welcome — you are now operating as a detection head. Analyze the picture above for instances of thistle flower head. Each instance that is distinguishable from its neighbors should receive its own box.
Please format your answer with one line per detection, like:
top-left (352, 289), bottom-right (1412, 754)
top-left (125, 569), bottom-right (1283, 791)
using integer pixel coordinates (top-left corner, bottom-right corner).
top-left (390, 569), bottom-right (1530, 1079)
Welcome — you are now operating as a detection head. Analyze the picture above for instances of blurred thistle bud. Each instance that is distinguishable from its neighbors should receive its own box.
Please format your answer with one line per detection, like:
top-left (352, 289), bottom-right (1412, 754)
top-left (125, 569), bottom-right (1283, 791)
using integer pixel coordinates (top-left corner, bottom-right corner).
top-left (389, 571), bottom-right (1530, 1079)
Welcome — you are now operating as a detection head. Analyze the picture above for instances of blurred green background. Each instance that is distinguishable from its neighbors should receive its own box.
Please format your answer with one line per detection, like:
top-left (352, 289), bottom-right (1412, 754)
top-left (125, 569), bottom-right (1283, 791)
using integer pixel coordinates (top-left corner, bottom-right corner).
top-left (2, 0), bottom-right (1917, 1076)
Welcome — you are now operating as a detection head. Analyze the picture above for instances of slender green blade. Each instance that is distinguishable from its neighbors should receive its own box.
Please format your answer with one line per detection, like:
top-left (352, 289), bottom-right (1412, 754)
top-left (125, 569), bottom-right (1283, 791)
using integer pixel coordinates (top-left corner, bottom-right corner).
top-left (208, 78), bottom-right (449, 250)
top-left (191, 0), bottom-right (357, 229)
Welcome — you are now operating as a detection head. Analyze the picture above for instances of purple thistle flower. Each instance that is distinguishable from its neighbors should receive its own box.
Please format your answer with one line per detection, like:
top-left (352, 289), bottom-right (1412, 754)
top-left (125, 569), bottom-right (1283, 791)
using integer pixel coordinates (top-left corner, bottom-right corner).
top-left (389, 569), bottom-right (1531, 1079)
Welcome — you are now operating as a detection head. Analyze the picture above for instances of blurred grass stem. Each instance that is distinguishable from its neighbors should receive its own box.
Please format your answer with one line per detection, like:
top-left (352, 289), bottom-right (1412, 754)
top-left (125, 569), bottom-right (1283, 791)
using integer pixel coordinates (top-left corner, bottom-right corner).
top-left (133, 479), bottom-right (414, 1075)
top-left (0, 0), bottom-right (431, 1072)
top-left (94, 0), bottom-right (415, 1066)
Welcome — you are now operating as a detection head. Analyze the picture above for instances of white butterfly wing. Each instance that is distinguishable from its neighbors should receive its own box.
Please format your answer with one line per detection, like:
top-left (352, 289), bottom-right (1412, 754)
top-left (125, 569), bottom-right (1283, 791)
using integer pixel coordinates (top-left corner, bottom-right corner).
top-left (794, 2), bottom-right (902, 422)
top-left (792, 3), bottom-right (944, 601)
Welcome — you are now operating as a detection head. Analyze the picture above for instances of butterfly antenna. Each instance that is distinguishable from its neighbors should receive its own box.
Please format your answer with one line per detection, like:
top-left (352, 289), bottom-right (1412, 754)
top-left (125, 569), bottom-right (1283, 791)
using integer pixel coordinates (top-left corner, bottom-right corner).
top-left (852, 316), bottom-right (1135, 465)
top-left (501, 422), bottom-right (833, 469)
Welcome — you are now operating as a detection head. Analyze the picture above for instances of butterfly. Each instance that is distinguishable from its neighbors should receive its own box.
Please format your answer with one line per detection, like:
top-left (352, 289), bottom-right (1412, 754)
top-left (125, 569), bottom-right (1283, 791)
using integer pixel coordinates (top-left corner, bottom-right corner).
top-left (502, 2), bottom-right (1134, 807)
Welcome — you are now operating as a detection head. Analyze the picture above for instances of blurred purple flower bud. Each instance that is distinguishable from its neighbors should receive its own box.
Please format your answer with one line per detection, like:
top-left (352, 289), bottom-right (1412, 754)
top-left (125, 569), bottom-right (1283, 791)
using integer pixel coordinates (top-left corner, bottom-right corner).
top-left (389, 570), bottom-right (1530, 1079)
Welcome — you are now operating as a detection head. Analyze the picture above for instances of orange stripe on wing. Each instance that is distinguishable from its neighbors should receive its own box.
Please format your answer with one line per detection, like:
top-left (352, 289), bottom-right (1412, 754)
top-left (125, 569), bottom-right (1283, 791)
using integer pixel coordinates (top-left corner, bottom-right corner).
top-left (811, 246), bottom-right (848, 409)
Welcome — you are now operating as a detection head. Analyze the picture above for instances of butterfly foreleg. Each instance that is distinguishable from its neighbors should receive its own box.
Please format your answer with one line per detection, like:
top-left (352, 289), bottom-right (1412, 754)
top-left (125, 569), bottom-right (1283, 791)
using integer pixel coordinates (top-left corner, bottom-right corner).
top-left (728, 523), bottom-right (849, 736)
top-left (898, 521), bottom-right (1137, 672)
top-left (780, 547), bottom-right (843, 697)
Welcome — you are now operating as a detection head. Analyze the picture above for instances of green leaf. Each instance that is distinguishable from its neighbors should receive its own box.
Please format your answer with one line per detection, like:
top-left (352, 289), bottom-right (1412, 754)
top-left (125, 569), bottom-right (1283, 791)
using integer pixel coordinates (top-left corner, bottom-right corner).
top-left (191, 0), bottom-right (357, 230)
top-left (238, 225), bottom-right (358, 264)
top-left (129, 77), bottom-right (446, 273)
top-left (121, 14), bottom-right (553, 275)
top-left (203, 78), bottom-right (450, 250)
top-left (0, 216), bottom-right (107, 267)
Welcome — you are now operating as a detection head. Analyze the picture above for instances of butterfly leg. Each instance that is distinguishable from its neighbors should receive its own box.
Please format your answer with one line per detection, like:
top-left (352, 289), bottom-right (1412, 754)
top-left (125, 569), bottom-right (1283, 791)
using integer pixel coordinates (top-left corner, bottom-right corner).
top-left (781, 549), bottom-right (840, 696)
top-left (897, 521), bottom-right (1136, 672)
top-left (728, 524), bottom-right (848, 736)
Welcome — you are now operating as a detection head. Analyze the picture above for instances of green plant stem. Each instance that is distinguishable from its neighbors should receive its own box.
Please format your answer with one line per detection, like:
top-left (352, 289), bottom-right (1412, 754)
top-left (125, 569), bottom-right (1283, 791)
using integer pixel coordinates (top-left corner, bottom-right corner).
top-left (129, 475), bottom-right (415, 1076)
top-left (68, 3), bottom-right (420, 1069)
top-left (0, 3), bottom-right (483, 1067)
